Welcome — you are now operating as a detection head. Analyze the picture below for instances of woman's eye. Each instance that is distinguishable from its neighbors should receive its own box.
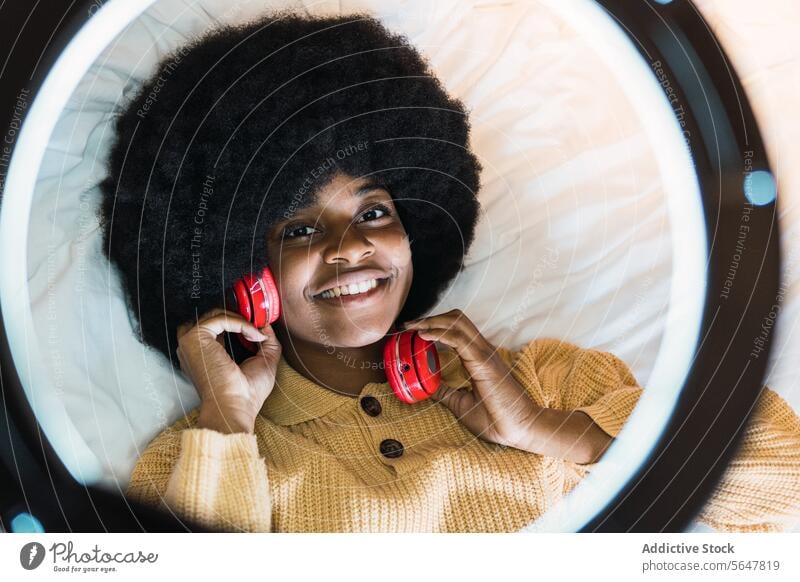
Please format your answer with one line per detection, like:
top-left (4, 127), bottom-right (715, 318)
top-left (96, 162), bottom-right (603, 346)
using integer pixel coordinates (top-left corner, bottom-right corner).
top-left (283, 225), bottom-right (319, 239)
top-left (358, 204), bottom-right (392, 223)
top-left (282, 205), bottom-right (391, 238)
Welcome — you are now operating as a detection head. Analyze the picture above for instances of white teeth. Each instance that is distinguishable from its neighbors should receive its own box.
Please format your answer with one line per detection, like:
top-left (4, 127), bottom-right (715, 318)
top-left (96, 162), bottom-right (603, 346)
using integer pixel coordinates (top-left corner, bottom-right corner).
top-left (318, 278), bottom-right (382, 299)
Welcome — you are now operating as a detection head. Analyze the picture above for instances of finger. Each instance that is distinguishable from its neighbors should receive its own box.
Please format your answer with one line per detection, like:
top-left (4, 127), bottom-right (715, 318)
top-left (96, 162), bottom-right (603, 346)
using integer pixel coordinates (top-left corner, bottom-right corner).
top-left (197, 307), bottom-right (242, 323)
top-left (417, 328), bottom-right (505, 390)
top-left (176, 345), bottom-right (193, 377)
top-left (193, 312), bottom-right (268, 342)
top-left (415, 326), bottom-right (484, 361)
top-left (403, 309), bottom-right (472, 331)
top-left (404, 311), bottom-right (486, 347)
top-left (176, 345), bottom-right (186, 371)
top-left (415, 326), bottom-right (466, 345)
top-left (431, 384), bottom-right (475, 419)
top-left (177, 308), bottom-right (232, 340)
top-left (253, 323), bottom-right (282, 356)
top-left (201, 309), bottom-right (268, 343)
top-left (177, 321), bottom-right (192, 340)
top-left (240, 333), bottom-right (282, 387)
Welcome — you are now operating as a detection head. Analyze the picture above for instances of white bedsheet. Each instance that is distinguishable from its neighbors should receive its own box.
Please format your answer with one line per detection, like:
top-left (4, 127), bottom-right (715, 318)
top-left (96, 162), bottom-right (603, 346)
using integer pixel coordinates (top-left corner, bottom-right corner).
top-left (24, 0), bottom-right (796, 530)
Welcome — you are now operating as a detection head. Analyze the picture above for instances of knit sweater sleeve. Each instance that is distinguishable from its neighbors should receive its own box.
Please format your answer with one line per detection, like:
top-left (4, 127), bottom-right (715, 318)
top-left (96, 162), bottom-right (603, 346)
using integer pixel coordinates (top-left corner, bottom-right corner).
top-left (125, 417), bottom-right (272, 532)
top-left (497, 339), bottom-right (800, 531)
top-left (696, 387), bottom-right (800, 532)
top-left (497, 338), bottom-right (643, 439)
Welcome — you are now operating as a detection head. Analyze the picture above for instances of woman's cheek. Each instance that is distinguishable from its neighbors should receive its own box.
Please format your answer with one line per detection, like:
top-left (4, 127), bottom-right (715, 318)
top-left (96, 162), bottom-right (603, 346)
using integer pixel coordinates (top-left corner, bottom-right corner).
top-left (379, 229), bottom-right (413, 302)
top-left (272, 250), bottom-right (312, 314)
top-left (380, 228), bottom-right (413, 271)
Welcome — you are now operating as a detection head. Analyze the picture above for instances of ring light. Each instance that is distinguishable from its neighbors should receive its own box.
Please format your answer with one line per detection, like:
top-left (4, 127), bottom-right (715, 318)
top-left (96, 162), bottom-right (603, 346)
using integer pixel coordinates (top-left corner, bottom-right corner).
top-left (0, 0), bottom-right (779, 532)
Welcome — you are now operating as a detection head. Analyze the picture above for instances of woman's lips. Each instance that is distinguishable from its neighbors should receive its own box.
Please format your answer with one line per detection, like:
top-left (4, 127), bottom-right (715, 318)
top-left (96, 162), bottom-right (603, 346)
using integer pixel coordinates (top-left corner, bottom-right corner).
top-left (313, 277), bottom-right (390, 307)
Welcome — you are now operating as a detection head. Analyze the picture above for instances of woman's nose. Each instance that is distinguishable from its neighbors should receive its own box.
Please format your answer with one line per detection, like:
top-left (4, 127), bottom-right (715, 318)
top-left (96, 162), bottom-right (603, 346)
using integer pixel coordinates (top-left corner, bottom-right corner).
top-left (322, 225), bottom-right (375, 264)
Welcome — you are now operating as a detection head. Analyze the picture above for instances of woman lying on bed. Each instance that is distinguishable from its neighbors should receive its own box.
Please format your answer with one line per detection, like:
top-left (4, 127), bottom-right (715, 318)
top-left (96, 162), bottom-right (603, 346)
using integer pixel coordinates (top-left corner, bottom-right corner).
top-left (99, 12), bottom-right (800, 532)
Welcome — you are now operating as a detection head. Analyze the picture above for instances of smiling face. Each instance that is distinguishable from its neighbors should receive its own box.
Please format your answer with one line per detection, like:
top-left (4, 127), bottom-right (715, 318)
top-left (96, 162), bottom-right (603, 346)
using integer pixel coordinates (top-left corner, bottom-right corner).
top-left (266, 172), bottom-right (414, 348)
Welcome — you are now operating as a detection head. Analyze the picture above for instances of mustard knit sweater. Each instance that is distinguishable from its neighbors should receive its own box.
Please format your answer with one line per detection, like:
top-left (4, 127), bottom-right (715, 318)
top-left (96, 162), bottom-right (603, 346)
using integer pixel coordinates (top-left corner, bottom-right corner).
top-left (125, 338), bottom-right (800, 532)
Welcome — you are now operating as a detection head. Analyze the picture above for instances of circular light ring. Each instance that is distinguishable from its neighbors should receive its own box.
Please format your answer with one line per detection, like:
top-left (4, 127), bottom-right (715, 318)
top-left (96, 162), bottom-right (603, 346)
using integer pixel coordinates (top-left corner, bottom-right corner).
top-left (0, 0), bottom-right (780, 532)
top-left (558, 0), bottom-right (779, 532)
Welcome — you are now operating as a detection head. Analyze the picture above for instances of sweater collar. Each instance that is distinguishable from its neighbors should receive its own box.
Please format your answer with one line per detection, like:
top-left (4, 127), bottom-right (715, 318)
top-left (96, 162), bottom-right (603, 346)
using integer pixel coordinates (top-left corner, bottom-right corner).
top-left (258, 347), bottom-right (465, 426)
top-left (258, 355), bottom-right (383, 426)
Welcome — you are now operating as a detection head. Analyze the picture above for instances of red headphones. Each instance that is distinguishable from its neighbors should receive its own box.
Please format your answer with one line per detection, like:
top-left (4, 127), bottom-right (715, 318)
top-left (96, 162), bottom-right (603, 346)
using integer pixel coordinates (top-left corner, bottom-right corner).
top-left (382, 330), bottom-right (441, 404)
top-left (229, 267), bottom-right (441, 403)
top-left (228, 267), bottom-right (281, 352)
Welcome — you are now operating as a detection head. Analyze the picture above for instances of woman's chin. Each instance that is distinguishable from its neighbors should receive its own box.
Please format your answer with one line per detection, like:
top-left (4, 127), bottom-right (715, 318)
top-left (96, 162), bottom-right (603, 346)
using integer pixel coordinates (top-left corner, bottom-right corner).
top-left (330, 322), bottom-right (396, 347)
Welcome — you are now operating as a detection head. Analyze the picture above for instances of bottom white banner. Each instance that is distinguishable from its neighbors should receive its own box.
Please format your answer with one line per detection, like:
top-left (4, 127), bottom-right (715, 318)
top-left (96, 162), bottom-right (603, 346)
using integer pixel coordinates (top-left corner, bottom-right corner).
top-left (1, 533), bottom-right (798, 581)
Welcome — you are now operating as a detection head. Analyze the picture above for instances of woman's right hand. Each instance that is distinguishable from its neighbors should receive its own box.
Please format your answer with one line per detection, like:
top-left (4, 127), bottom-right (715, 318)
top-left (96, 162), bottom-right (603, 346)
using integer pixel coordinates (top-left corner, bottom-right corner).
top-left (176, 308), bottom-right (282, 434)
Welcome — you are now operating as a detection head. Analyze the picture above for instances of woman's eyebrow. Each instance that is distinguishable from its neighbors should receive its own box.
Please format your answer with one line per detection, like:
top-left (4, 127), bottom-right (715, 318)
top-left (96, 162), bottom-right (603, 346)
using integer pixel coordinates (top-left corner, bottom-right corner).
top-left (355, 181), bottom-right (390, 197)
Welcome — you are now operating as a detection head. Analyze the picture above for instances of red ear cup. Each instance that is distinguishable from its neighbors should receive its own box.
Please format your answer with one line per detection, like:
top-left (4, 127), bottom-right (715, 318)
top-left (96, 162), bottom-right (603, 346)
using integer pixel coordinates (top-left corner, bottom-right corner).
top-left (383, 330), bottom-right (441, 404)
top-left (230, 266), bottom-right (280, 352)
top-left (259, 266), bottom-right (281, 324)
top-left (232, 277), bottom-right (254, 324)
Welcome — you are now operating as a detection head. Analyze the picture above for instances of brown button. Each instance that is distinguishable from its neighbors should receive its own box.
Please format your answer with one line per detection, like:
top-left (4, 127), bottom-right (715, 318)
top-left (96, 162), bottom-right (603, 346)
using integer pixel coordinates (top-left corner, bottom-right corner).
top-left (379, 439), bottom-right (404, 459)
top-left (360, 396), bottom-right (382, 417)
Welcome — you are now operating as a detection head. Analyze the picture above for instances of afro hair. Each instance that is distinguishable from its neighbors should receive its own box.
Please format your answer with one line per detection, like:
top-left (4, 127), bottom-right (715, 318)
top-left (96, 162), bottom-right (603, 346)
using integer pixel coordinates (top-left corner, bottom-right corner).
top-left (98, 11), bottom-right (482, 368)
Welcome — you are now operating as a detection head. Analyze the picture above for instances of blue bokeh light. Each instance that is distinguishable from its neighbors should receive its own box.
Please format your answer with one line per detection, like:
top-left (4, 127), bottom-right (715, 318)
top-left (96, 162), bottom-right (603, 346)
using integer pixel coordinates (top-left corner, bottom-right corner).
top-left (745, 170), bottom-right (777, 206)
top-left (10, 512), bottom-right (46, 533)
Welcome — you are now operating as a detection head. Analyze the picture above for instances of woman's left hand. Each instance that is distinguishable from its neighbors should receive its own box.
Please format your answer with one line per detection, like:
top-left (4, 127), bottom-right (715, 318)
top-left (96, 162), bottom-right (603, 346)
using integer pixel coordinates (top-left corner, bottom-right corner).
top-left (402, 309), bottom-right (540, 449)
